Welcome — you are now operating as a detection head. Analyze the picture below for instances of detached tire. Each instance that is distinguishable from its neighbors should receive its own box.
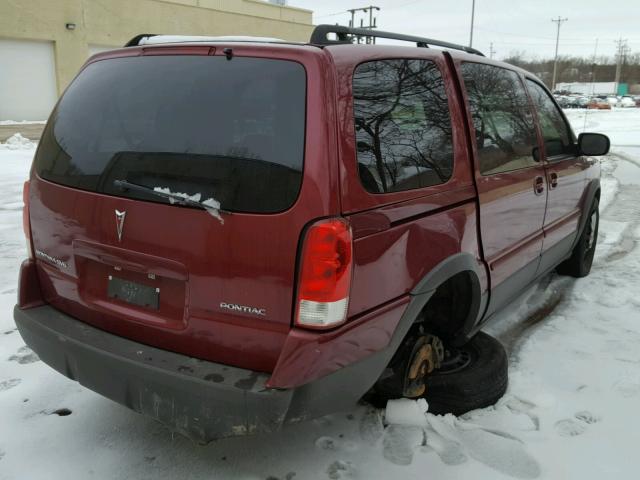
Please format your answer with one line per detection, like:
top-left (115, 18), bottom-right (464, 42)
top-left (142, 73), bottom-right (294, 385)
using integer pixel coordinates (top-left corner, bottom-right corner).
top-left (424, 332), bottom-right (507, 416)
top-left (557, 199), bottom-right (599, 278)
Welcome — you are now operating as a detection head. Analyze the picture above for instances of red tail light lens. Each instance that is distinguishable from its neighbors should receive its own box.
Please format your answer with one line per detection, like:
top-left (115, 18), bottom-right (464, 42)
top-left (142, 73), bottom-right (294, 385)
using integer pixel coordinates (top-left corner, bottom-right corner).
top-left (295, 218), bottom-right (353, 329)
top-left (22, 180), bottom-right (33, 259)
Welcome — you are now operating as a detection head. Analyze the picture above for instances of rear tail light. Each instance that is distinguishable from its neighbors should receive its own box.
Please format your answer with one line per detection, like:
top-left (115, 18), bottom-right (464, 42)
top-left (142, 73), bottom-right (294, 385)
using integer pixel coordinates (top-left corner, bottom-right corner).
top-left (22, 180), bottom-right (33, 259)
top-left (295, 218), bottom-right (353, 329)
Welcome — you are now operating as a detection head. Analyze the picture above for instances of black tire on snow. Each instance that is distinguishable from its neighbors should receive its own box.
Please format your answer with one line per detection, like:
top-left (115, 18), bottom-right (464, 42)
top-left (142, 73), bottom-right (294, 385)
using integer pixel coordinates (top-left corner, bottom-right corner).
top-left (556, 198), bottom-right (599, 278)
top-left (424, 331), bottom-right (508, 416)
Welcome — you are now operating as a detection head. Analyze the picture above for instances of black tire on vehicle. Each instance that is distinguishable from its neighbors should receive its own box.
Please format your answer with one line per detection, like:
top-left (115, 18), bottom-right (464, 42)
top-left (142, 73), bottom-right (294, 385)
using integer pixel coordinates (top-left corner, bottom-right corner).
top-left (423, 331), bottom-right (508, 416)
top-left (556, 198), bottom-right (599, 278)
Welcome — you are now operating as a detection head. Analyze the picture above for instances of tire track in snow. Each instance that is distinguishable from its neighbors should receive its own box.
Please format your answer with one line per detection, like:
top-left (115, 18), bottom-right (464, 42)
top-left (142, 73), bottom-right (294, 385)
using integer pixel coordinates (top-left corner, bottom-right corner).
top-left (495, 152), bottom-right (635, 359)
top-left (600, 154), bottom-right (640, 263)
top-left (496, 277), bottom-right (567, 358)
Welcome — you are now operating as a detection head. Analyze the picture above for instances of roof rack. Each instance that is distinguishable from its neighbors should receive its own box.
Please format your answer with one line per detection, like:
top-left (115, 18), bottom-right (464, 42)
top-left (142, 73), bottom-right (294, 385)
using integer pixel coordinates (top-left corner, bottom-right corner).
top-left (124, 34), bottom-right (157, 47)
top-left (310, 24), bottom-right (484, 56)
top-left (123, 34), bottom-right (291, 47)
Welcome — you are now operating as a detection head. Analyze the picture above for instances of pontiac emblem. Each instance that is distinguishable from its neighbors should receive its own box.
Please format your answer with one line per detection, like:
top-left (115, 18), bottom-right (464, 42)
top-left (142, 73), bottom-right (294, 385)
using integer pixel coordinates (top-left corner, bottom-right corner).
top-left (115, 210), bottom-right (126, 242)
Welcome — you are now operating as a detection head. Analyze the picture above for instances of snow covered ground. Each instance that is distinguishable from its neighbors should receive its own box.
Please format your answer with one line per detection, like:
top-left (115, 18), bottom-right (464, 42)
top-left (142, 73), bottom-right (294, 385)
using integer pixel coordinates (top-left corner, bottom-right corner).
top-left (1, 109), bottom-right (640, 479)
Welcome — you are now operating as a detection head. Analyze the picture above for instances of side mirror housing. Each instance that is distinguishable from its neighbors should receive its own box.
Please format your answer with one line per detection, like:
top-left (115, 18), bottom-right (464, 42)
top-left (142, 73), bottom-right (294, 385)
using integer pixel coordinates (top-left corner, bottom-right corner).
top-left (578, 133), bottom-right (610, 156)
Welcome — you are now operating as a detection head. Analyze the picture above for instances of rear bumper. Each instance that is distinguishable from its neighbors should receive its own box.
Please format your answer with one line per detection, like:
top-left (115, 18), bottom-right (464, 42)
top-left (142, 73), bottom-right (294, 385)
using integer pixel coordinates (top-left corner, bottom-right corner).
top-left (14, 304), bottom-right (294, 443)
top-left (14, 303), bottom-right (400, 443)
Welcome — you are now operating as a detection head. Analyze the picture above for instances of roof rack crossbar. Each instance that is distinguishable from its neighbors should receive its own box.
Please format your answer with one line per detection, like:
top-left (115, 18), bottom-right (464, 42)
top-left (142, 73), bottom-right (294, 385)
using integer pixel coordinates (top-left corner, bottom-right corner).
top-left (310, 25), bottom-right (484, 56)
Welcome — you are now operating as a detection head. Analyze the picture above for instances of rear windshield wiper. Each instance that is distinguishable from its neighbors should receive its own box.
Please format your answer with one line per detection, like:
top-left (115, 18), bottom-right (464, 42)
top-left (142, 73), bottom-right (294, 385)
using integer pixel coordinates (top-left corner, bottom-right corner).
top-left (113, 179), bottom-right (231, 215)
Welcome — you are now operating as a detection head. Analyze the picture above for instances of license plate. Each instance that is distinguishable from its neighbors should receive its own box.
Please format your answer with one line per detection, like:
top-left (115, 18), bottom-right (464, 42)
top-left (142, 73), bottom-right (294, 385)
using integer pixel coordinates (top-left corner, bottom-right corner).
top-left (108, 276), bottom-right (159, 310)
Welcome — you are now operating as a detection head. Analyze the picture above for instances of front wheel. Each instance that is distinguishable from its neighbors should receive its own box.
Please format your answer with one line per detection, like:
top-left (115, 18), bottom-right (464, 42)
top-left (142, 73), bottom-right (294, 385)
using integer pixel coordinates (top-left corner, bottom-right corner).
top-left (557, 198), bottom-right (599, 278)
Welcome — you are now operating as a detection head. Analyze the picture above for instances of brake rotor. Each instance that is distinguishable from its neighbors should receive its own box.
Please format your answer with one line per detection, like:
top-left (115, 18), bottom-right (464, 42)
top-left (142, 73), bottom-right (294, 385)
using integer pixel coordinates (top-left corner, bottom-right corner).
top-left (403, 335), bottom-right (444, 398)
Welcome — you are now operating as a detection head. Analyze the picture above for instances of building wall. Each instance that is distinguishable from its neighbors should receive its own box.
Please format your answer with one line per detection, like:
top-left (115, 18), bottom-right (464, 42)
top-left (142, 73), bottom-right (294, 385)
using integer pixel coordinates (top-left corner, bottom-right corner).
top-left (555, 82), bottom-right (616, 95)
top-left (0, 0), bottom-right (313, 96)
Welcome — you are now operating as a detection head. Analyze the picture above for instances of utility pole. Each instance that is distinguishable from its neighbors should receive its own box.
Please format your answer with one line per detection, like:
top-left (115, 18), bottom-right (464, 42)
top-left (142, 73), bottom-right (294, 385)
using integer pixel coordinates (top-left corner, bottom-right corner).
top-left (469, 0), bottom-right (476, 48)
top-left (589, 38), bottom-right (598, 96)
top-left (614, 38), bottom-right (628, 94)
top-left (347, 6), bottom-right (380, 43)
top-left (489, 42), bottom-right (495, 59)
top-left (551, 16), bottom-right (568, 92)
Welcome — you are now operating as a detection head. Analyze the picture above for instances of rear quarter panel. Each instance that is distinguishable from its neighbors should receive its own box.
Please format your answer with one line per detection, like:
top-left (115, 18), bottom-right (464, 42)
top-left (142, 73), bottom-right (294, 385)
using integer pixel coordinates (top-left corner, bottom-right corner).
top-left (329, 45), bottom-right (487, 319)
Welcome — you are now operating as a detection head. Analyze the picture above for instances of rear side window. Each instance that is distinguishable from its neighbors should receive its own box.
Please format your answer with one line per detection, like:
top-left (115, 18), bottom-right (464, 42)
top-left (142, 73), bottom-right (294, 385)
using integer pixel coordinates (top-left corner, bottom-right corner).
top-left (461, 63), bottom-right (538, 175)
top-left (526, 79), bottom-right (574, 157)
top-left (35, 55), bottom-right (306, 213)
top-left (353, 59), bottom-right (453, 194)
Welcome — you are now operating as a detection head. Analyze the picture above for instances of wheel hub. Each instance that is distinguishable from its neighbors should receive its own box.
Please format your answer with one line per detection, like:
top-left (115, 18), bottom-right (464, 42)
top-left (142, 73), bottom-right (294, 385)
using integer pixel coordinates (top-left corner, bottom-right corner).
top-left (403, 335), bottom-right (444, 397)
top-left (438, 347), bottom-right (472, 374)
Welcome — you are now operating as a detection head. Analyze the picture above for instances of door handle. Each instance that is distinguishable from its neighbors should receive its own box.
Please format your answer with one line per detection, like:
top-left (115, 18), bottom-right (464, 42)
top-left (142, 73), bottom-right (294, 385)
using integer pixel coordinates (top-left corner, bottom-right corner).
top-left (548, 172), bottom-right (559, 189)
top-left (534, 176), bottom-right (545, 195)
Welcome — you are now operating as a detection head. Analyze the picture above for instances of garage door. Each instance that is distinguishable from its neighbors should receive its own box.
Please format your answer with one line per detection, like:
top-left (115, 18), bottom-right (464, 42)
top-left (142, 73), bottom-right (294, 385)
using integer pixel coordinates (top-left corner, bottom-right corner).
top-left (0, 39), bottom-right (58, 121)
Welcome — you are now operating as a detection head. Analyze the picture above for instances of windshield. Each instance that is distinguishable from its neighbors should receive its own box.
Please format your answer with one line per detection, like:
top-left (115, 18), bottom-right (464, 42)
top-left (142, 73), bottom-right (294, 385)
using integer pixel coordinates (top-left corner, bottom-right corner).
top-left (35, 55), bottom-right (307, 213)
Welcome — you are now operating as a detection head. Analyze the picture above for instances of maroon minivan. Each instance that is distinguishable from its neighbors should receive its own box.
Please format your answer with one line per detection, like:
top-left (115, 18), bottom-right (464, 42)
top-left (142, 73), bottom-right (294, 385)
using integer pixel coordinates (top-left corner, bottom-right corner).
top-left (15, 25), bottom-right (609, 443)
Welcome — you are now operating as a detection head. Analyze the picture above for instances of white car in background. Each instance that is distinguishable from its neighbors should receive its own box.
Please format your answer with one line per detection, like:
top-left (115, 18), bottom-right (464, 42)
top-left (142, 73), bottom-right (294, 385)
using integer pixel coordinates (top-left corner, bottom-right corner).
top-left (606, 96), bottom-right (619, 106)
top-left (619, 96), bottom-right (636, 108)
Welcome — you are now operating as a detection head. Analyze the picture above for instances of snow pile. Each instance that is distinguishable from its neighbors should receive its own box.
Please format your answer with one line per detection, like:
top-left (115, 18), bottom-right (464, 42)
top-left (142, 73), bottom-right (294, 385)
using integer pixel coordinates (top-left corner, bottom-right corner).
top-left (153, 186), bottom-right (224, 224)
top-left (385, 398), bottom-right (429, 427)
top-left (381, 398), bottom-right (540, 477)
top-left (0, 133), bottom-right (35, 150)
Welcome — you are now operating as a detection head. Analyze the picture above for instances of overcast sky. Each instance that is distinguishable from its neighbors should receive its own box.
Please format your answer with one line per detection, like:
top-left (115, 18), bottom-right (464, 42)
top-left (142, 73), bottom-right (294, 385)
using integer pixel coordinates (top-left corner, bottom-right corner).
top-left (288, 0), bottom-right (640, 60)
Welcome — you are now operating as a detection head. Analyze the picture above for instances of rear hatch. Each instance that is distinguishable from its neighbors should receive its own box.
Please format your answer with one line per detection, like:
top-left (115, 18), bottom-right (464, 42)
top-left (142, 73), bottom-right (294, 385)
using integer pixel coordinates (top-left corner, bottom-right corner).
top-left (28, 45), bottom-right (337, 372)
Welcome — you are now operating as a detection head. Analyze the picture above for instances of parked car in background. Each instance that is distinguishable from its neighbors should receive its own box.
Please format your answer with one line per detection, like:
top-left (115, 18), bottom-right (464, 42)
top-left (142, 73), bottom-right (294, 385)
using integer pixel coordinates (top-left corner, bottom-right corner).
top-left (557, 95), bottom-right (590, 109)
top-left (588, 98), bottom-right (612, 110)
top-left (577, 96), bottom-right (591, 108)
top-left (565, 96), bottom-right (580, 108)
top-left (14, 25), bottom-right (610, 444)
top-left (619, 96), bottom-right (636, 108)
top-left (554, 95), bottom-right (570, 108)
top-left (606, 96), bottom-right (619, 106)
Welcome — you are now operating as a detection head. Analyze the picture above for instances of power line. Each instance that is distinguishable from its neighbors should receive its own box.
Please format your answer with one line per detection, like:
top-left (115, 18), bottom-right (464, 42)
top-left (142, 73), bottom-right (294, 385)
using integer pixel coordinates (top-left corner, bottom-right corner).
top-left (313, 0), bottom-right (421, 20)
top-left (314, 10), bottom-right (350, 20)
top-left (347, 6), bottom-right (380, 43)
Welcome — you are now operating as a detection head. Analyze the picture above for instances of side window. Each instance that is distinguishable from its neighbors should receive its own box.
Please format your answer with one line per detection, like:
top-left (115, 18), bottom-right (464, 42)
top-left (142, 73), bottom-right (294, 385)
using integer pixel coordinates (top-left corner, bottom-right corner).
top-left (353, 59), bottom-right (454, 194)
top-left (526, 79), bottom-right (574, 157)
top-left (461, 63), bottom-right (538, 175)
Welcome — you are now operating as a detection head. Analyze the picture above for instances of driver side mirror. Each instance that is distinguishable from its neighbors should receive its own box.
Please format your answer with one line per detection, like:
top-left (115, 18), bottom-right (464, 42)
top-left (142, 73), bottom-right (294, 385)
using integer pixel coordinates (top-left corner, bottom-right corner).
top-left (578, 133), bottom-right (610, 156)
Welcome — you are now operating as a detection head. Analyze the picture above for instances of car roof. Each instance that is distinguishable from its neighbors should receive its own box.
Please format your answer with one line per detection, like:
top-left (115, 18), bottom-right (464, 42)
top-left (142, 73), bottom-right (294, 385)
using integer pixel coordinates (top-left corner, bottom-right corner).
top-left (118, 29), bottom-right (539, 84)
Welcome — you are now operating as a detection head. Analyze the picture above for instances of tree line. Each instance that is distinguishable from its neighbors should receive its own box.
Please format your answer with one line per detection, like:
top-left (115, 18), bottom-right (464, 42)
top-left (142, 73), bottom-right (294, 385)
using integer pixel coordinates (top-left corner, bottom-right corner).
top-left (502, 51), bottom-right (640, 89)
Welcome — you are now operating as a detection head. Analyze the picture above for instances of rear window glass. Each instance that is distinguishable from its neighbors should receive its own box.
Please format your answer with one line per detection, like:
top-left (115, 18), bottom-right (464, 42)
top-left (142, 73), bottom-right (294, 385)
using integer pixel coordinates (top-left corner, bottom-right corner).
top-left (353, 59), bottom-right (453, 194)
top-left (35, 55), bottom-right (306, 213)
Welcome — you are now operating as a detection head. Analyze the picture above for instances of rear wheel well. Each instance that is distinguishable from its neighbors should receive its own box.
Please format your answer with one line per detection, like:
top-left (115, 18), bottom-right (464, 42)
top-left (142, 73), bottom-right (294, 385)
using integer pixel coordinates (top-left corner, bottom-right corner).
top-left (416, 271), bottom-right (476, 342)
top-left (371, 270), bottom-right (482, 400)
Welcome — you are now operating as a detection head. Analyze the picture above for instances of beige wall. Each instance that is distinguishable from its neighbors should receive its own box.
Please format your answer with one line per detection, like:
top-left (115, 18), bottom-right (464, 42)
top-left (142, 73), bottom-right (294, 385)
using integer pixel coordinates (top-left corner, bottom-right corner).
top-left (0, 0), bottom-right (313, 95)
